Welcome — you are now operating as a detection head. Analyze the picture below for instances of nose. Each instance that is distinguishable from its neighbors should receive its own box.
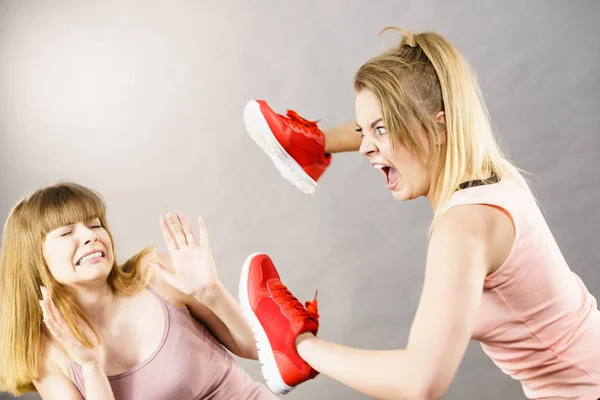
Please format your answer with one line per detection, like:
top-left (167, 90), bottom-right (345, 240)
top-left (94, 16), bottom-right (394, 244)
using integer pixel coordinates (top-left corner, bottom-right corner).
top-left (79, 225), bottom-right (98, 245)
top-left (359, 134), bottom-right (378, 156)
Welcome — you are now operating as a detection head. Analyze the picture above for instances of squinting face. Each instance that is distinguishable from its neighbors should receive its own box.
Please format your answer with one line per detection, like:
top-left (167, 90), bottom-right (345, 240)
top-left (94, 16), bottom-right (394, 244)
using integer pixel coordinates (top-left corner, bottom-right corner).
top-left (355, 90), bottom-right (433, 202)
top-left (42, 217), bottom-right (114, 287)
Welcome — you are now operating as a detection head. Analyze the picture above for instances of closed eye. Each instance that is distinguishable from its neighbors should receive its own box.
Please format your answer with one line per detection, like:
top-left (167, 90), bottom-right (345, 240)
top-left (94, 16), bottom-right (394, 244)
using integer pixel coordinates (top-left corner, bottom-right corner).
top-left (60, 231), bottom-right (73, 237)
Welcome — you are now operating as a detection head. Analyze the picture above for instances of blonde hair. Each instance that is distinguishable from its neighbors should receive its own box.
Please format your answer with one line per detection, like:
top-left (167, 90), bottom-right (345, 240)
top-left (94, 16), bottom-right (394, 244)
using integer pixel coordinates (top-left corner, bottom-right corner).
top-left (354, 27), bottom-right (525, 231)
top-left (0, 182), bottom-right (155, 395)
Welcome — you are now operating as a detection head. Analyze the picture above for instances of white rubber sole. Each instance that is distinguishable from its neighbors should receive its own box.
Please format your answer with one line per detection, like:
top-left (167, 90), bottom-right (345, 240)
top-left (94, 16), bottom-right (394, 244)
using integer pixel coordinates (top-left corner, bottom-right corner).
top-left (239, 253), bottom-right (295, 395)
top-left (243, 100), bottom-right (317, 195)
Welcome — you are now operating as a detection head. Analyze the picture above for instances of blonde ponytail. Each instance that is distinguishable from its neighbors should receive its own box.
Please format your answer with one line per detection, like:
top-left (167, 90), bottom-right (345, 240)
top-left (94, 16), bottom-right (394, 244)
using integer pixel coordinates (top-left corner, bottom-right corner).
top-left (355, 28), bottom-right (523, 233)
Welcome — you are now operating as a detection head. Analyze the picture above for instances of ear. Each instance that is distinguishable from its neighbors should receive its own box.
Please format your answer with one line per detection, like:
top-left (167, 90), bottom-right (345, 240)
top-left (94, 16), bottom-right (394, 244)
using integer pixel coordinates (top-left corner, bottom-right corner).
top-left (434, 111), bottom-right (447, 146)
top-left (435, 111), bottom-right (446, 125)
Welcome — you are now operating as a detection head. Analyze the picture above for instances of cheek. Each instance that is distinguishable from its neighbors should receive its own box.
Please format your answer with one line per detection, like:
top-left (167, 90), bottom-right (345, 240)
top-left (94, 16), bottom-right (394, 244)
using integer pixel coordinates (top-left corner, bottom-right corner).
top-left (101, 232), bottom-right (112, 247)
top-left (402, 155), bottom-right (429, 187)
top-left (42, 242), bottom-right (70, 278)
top-left (100, 233), bottom-right (114, 259)
top-left (42, 240), bottom-right (75, 268)
top-left (42, 241), bottom-right (57, 266)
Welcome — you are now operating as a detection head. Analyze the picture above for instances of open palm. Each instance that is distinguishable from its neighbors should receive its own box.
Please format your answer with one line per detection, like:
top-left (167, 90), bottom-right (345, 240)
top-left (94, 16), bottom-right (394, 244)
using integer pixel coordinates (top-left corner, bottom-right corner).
top-left (39, 287), bottom-right (100, 367)
top-left (150, 211), bottom-right (219, 298)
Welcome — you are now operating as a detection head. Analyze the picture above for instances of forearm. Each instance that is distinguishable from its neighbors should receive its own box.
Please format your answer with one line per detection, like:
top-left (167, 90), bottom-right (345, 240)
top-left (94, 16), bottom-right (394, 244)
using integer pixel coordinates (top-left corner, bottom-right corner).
top-left (323, 120), bottom-right (361, 153)
top-left (296, 335), bottom-right (435, 400)
top-left (197, 282), bottom-right (258, 359)
top-left (81, 362), bottom-right (115, 400)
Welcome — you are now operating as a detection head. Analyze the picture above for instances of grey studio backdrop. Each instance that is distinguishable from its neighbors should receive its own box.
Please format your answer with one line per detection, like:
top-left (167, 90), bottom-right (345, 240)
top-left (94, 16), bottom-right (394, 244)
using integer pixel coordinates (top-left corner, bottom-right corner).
top-left (1, 1), bottom-right (599, 399)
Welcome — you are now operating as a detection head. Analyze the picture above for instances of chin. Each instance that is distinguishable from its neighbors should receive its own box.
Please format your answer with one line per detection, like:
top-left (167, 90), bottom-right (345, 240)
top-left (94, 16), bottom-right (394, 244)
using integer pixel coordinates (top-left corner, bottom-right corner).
top-left (392, 192), bottom-right (409, 202)
top-left (390, 185), bottom-right (410, 201)
top-left (77, 262), bottom-right (112, 280)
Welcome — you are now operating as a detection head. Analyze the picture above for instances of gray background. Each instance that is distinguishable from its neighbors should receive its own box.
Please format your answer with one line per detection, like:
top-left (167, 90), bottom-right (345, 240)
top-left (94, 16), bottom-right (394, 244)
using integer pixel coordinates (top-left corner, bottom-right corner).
top-left (1, 1), bottom-right (599, 399)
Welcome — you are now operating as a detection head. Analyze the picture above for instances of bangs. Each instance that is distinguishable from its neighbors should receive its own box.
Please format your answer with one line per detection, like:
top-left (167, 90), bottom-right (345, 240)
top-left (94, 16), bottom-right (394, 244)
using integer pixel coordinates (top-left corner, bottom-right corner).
top-left (33, 183), bottom-right (107, 237)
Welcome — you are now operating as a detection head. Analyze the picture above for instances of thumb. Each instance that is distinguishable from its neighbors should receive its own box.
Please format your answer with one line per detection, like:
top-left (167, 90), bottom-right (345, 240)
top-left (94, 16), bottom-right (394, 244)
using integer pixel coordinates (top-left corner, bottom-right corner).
top-left (148, 261), bottom-right (174, 277)
top-left (197, 216), bottom-right (210, 246)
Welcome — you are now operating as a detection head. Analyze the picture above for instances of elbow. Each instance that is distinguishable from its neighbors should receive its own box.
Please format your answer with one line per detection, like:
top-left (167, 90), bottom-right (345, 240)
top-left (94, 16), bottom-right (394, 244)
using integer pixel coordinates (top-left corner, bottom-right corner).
top-left (246, 349), bottom-right (259, 361)
top-left (411, 388), bottom-right (442, 400)
top-left (234, 346), bottom-right (259, 360)
top-left (405, 380), bottom-right (447, 400)
top-left (389, 378), bottom-right (447, 400)
top-left (389, 388), bottom-right (439, 400)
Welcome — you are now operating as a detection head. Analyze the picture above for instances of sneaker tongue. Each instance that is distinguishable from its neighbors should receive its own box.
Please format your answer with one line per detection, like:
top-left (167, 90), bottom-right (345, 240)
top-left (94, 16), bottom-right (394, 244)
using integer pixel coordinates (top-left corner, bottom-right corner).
top-left (286, 110), bottom-right (315, 124)
top-left (259, 256), bottom-right (281, 283)
top-left (286, 110), bottom-right (320, 134)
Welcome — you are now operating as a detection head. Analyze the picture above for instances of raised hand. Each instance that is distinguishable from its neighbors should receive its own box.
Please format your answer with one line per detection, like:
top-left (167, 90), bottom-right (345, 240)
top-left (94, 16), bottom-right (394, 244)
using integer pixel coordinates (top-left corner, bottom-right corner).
top-left (39, 286), bottom-right (100, 367)
top-left (149, 211), bottom-right (220, 300)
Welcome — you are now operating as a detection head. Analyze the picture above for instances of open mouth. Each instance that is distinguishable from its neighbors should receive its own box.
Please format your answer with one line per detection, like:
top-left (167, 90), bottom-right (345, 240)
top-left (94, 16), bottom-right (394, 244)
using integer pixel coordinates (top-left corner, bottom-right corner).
top-left (373, 164), bottom-right (399, 189)
top-left (75, 251), bottom-right (105, 266)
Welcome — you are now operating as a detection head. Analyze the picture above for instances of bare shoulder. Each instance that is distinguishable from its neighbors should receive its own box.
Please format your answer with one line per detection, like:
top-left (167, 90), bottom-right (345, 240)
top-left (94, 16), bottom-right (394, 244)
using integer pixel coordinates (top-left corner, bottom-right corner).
top-left (39, 339), bottom-right (69, 376)
top-left (140, 252), bottom-right (189, 308)
top-left (431, 203), bottom-right (515, 275)
top-left (32, 339), bottom-right (82, 399)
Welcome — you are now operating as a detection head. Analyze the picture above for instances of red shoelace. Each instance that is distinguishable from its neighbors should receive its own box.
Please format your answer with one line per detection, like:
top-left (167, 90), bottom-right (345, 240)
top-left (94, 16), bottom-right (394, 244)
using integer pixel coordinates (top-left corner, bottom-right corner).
top-left (284, 110), bottom-right (322, 138)
top-left (271, 282), bottom-right (319, 323)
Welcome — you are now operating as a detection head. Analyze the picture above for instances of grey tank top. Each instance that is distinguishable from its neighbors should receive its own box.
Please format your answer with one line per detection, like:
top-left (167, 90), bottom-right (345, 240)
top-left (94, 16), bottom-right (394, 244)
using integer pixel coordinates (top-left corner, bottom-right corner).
top-left (68, 287), bottom-right (277, 399)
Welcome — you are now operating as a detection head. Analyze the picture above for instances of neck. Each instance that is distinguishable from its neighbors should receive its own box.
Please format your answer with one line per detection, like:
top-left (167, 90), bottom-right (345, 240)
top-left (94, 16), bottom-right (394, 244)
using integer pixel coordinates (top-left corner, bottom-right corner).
top-left (69, 281), bottom-right (120, 327)
top-left (425, 168), bottom-right (494, 211)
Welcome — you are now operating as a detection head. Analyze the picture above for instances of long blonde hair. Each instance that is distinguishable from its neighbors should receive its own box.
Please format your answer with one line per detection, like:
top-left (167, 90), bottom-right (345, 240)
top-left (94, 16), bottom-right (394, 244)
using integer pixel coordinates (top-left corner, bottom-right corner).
top-left (354, 27), bottom-right (524, 231)
top-left (0, 182), bottom-right (155, 395)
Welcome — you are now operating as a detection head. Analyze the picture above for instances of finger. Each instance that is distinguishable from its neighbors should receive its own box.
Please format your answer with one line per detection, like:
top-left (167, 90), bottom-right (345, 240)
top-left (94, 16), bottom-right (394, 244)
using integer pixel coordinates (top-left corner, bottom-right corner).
top-left (149, 261), bottom-right (174, 276)
top-left (39, 297), bottom-right (76, 346)
top-left (166, 211), bottom-right (188, 247)
top-left (156, 252), bottom-right (172, 265)
top-left (41, 286), bottom-right (49, 300)
top-left (177, 212), bottom-right (196, 246)
top-left (197, 216), bottom-right (209, 247)
top-left (45, 294), bottom-right (63, 325)
top-left (149, 262), bottom-right (178, 289)
top-left (39, 289), bottom-right (57, 322)
top-left (39, 299), bottom-right (50, 320)
top-left (160, 216), bottom-right (179, 252)
top-left (43, 316), bottom-right (64, 339)
top-left (40, 302), bottom-right (64, 339)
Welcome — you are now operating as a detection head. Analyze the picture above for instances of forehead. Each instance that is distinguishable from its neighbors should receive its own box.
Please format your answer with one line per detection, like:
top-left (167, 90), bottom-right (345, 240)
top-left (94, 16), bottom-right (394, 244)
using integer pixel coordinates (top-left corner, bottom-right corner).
top-left (38, 192), bottom-right (104, 236)
top-left (355, 90), bottom-right (382, 127)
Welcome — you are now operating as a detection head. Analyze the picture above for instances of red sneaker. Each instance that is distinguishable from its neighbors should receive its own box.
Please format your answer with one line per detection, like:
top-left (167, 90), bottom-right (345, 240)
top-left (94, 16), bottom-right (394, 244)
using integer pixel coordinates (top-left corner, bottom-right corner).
top-left (243, 100), bottom-right (332, 195)
top-left (239, 253), bottom-right (320, 394)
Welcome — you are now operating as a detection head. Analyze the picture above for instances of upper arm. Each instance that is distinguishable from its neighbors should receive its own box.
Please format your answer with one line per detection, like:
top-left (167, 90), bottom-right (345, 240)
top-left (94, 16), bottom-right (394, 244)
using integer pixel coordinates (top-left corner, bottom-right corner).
top-left (33, 344), bottom-right (83, 400)
top-left (406, 204), bottom-right (514, 397)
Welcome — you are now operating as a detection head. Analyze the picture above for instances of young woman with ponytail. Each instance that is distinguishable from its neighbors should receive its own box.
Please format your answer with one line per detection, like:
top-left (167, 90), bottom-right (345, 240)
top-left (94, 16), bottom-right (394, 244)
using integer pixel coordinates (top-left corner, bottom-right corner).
top-left (238, 27), bottom-right (600, 399)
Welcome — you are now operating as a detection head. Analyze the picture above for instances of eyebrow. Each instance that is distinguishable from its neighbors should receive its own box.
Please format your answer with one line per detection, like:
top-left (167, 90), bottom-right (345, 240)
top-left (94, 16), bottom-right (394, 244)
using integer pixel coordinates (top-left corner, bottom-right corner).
top-left (356, 118), bottom-right (384, 131)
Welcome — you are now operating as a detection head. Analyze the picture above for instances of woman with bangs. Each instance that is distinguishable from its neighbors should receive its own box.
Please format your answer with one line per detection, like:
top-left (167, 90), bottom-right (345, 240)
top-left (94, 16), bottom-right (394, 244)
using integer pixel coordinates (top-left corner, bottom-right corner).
top-left (237, 27), bottom-right (600, 399)
top-left (0, 182), bottom-right (277, 399)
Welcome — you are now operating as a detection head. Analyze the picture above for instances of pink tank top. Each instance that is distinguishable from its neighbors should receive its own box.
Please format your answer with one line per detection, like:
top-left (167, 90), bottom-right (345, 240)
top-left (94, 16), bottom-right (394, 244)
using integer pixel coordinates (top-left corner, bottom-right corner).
top-left (442, 173), bottom-right (600, 399)
top-left (68, 287), bottom-right (277, 400)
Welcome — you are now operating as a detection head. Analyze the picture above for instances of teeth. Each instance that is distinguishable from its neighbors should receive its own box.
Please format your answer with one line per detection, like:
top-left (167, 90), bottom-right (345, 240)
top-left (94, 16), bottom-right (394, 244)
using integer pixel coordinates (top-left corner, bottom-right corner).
top-left (77, 251), bottom-right (103, 266)
top-left (373, 164), bottom-right (386, 169)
